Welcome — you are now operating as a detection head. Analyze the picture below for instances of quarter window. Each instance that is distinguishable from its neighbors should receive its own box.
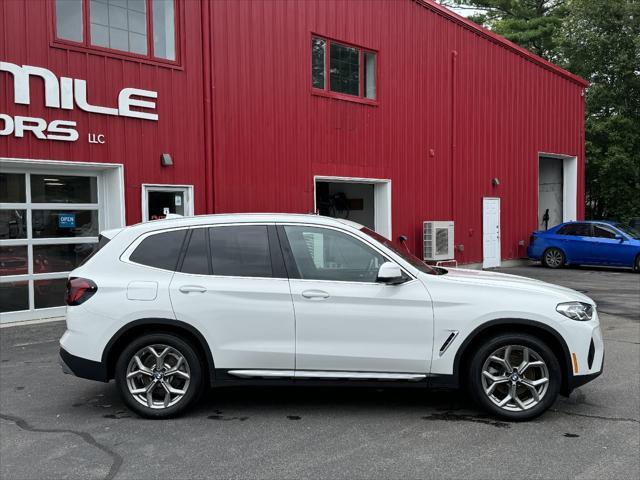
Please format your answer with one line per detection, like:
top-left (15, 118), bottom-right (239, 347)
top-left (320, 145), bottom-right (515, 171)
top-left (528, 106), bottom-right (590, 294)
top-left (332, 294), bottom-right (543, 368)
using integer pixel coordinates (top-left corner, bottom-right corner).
top-left (311, 36), bottom-right (377, 101)
top-left (209, 226), bottom-right (272, 278)
top-left (129, 229), bottom-right (186, 271)
top-left (54, 0), bottom-right (177, 61)
top-left (283, 226), bottom-right (385, 282)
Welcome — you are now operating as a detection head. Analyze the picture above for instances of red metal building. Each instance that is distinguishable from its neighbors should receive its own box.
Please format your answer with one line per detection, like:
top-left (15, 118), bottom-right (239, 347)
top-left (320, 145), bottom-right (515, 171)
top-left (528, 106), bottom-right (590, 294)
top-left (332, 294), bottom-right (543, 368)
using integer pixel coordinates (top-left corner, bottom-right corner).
top-left (1, 0), bottom-right (586, 323)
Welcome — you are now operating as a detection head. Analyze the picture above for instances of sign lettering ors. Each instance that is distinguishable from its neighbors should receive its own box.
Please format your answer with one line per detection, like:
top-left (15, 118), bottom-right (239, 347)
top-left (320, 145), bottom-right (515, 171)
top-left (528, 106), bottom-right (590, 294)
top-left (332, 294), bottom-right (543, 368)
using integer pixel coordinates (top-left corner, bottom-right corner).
top-left (0, 61), bottom-right (159, 143)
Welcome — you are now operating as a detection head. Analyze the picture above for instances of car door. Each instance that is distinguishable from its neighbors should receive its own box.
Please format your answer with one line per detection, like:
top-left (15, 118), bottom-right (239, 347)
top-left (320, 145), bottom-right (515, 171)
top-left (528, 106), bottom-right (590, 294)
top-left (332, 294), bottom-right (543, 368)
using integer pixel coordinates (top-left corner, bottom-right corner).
top-left (169, 224), bottom-right (295, 371)
top-left (556, 223), bottom-right (592, 263)
top-left (279, 224), bottom-right (433, 376)
top-left (588, 224), bottom-right (631, 265)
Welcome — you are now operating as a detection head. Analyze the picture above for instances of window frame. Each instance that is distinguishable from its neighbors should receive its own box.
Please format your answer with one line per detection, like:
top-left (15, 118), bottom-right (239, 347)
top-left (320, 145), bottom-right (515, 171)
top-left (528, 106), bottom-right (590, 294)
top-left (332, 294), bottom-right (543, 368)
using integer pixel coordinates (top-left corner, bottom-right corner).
top-left (49, 0), bottom-right (182, 68)
top-left (557, 223), bottom-right (592, 237)
top-left (124, 223), bottom-right (288, 279)
top-left (310, 34), bottom-right (379, 106)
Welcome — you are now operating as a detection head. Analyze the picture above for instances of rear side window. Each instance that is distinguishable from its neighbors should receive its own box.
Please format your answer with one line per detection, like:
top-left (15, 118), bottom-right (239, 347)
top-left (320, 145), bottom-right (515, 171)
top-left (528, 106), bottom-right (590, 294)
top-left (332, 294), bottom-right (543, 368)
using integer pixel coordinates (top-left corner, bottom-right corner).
top-left (181, 228), bottom-right (210, 274)
top-left (209, 225), bottom-right (272, 277)
top-left (557, 224), bottom-right (591, 236)
top-left (129, 230), bottom-right (186, 271)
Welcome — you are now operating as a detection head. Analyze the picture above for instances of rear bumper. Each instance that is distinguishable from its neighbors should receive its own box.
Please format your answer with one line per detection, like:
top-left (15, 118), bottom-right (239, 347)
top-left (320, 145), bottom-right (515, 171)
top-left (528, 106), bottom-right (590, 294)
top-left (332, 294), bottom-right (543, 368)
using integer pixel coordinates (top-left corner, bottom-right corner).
top-left (59, 347), bottom-right (109, 382)
top-left (527, 245), bottom-right (542, 260)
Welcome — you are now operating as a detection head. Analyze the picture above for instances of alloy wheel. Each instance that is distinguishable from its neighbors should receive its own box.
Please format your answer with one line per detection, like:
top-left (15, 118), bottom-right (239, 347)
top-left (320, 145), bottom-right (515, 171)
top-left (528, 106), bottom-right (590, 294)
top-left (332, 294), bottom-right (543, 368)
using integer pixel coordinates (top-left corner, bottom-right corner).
top-left (544, 249), bottom-right (563, 268)
top-left (481, 345), bottom-right (550, 412)
top-left (126, 344), bottom-right (191, 409)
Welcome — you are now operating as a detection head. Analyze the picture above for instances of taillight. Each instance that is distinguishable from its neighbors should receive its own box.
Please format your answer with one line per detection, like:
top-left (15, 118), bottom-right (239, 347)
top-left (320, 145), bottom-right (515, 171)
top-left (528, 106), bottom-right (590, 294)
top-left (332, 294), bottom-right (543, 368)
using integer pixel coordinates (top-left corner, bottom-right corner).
top-left (65, 277), bottom-right (98, 306)
top-left (529, 234), bottom-right (536, 245)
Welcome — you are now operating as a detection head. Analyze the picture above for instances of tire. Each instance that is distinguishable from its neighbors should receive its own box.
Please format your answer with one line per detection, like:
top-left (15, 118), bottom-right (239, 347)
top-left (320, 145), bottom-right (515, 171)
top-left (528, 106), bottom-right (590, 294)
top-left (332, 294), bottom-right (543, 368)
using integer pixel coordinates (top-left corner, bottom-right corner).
top-left (634, 255), bottom-right (640, 273)
top-left (542, 247), bottom-right (565, 269)
top-left (468, 333), bottom-right (561, 421)
top-left (115, 333), bottom-right (203, 419)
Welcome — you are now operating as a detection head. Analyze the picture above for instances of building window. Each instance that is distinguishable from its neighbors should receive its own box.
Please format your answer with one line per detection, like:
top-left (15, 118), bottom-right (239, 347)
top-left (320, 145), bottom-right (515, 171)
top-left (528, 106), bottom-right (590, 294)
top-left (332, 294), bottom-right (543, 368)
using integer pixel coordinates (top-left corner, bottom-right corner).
top-left (54, 0), bottom-right (177, 62)
top-left (311, 36), bottom-right (377, 102)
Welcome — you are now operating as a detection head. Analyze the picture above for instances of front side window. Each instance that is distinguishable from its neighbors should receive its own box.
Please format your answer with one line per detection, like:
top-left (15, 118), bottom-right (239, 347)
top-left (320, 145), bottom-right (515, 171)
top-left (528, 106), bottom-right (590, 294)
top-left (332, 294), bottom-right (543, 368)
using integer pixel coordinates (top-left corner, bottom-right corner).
top-left (209, 225), bottom-right (272, 278)
top-left (311, 36), bottom-right (377, 101)
top-left (284, 226), bottom-right (385, 282)
top-left (593, 225), bottom-right (617, 239)
top-left (55, 0), bottom-right (177, 61)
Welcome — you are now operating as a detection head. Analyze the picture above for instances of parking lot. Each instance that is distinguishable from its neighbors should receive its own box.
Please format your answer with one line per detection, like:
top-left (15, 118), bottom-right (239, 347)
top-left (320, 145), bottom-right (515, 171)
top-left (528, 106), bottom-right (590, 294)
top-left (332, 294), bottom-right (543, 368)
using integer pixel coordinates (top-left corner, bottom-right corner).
top-left (1, 265), bottom-right (638, 480)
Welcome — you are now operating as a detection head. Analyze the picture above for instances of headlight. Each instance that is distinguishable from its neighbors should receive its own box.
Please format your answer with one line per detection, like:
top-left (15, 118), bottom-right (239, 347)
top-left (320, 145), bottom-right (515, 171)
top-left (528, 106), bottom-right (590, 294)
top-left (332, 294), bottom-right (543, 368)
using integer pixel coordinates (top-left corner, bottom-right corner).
top-left (556, 302), bottom-right (594, 321)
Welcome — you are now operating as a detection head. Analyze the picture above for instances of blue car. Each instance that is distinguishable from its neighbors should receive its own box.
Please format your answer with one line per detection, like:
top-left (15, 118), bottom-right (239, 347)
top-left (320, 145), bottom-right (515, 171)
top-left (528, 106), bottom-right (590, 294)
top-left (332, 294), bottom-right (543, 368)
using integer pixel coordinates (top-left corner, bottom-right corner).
top-left (528, 221), bottom-right (640, 271)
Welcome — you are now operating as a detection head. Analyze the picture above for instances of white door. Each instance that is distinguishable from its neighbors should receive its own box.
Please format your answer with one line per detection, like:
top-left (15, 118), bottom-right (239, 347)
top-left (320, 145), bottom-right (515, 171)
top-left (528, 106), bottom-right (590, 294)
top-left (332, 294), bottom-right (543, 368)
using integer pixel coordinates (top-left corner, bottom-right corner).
top-left (142, 184), bottom-right (194, 222)
top-left (168, 224), bottom-right (295, 370)
top-left (280, 224), bottom-right (433, 375)
top-left (482, 197), bottom-right (501, 269)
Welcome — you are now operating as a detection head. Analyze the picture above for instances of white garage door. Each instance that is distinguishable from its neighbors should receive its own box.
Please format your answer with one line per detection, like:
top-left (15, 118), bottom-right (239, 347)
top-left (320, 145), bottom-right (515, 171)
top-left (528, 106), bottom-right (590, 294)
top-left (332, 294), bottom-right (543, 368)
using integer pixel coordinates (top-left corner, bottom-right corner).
top-left (0, 160), bottom-right (124, 324)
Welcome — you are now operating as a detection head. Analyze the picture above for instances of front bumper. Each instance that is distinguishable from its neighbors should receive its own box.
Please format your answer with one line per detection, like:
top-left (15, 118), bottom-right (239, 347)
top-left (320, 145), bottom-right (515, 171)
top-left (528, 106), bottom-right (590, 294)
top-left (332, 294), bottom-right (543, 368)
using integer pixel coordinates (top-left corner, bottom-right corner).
top-left (59, 347), bottom-right (109, 382)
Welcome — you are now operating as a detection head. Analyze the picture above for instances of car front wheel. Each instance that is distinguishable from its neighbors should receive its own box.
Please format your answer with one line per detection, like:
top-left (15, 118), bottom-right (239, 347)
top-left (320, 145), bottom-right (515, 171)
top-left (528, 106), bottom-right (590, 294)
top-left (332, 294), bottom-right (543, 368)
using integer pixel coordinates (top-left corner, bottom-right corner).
top-left (115, 333), bottom-right (203, 418)
top-left (542, 247), bottom-right (565, 268)
top-left (468, 333), bottom-right (561, 421)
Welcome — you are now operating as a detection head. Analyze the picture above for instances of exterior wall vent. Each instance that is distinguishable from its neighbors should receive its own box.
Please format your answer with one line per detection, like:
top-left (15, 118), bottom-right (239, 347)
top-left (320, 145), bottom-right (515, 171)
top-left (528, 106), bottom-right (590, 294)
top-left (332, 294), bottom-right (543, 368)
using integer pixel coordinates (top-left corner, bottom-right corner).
top-left (423, 221), bottom-right (455, 261)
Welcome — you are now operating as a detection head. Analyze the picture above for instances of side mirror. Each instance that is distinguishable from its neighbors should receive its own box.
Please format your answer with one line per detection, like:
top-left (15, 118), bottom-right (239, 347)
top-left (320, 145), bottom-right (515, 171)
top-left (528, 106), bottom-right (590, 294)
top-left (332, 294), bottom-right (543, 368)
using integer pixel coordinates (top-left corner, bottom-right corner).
top-left (377, 262), bottom-right (405, 285)
top-left (615, 234), bottom-right (625, 242)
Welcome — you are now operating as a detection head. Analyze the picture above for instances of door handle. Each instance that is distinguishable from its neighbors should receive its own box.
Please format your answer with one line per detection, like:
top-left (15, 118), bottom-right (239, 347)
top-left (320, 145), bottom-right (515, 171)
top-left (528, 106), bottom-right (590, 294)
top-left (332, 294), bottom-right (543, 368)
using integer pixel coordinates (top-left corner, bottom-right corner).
top-left (301, 289), bottom-right (330, 300)
top-left (179, 285), bottom-right (207, 294)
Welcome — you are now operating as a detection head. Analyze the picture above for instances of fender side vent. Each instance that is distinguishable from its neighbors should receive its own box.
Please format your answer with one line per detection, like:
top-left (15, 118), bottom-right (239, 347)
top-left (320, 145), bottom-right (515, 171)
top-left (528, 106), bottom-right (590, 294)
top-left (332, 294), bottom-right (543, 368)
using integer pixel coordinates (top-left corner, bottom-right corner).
top-left (587, 338), bottom-right (595, 369)
top-left (439, 331), bottom-right (459, 356)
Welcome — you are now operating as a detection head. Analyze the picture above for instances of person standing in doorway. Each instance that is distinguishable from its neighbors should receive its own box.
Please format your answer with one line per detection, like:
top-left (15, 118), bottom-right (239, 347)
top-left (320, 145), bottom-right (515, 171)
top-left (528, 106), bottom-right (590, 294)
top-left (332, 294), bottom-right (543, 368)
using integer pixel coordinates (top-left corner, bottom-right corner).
top-left (542, 209), bottom-right (550, 230)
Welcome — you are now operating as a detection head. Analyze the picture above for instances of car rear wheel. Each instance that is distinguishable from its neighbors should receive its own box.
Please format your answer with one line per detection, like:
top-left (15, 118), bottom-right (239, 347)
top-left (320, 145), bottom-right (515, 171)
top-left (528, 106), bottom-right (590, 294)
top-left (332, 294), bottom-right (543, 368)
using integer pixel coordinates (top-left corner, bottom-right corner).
top-left (468, 333), bottom-right (561, 421)
top-left (115, 333), bottom-right (203, 418)
top-left (634, 255), bottom-right (640, 272)
top-left (542, 247), bottom-right (565, 268)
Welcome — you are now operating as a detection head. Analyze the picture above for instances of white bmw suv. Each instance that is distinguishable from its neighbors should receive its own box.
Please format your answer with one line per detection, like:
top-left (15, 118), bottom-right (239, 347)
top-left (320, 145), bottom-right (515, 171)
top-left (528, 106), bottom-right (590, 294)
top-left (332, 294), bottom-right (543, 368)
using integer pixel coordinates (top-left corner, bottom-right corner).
top-left (60, 214), bottom-right (604, 420)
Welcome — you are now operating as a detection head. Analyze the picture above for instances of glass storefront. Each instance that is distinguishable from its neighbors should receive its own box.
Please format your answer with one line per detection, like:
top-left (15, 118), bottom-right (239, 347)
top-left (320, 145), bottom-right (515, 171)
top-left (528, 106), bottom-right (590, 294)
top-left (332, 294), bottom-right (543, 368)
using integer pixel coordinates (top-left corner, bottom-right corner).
top-left (0, 172), bottom-right (99, 315)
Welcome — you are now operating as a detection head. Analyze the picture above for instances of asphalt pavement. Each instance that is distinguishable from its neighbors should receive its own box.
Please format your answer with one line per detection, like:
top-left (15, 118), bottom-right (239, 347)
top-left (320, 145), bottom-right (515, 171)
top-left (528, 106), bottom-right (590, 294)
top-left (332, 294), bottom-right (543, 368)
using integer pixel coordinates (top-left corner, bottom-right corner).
top-left (1, 264), bottom-right (638, 479)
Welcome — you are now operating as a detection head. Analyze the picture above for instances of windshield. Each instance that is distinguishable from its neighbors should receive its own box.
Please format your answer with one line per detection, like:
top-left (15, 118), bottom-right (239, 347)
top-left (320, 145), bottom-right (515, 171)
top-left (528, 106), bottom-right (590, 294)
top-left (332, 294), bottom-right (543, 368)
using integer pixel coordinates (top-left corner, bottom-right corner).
top-left (360, 227), bottom-right (444, 275)
top-left (616, 224), bottom-right (640, 239)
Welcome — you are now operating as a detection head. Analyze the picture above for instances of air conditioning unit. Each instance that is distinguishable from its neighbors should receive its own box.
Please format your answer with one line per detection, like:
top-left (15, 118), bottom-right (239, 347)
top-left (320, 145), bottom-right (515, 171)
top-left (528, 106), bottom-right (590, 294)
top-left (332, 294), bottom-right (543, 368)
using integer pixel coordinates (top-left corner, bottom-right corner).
top-left (423, 221), bottom-right (455, 261)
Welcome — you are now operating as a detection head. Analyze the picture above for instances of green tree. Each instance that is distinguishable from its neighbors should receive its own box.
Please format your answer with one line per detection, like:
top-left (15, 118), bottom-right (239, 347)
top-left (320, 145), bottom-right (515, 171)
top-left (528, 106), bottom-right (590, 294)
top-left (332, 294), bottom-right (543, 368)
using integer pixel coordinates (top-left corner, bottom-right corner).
top-left (442, 0), bottom-right (640, 222)
top-left (441, 1), bottom-right (568, 60)
top-left (561, 0), bottom-right (640, 222)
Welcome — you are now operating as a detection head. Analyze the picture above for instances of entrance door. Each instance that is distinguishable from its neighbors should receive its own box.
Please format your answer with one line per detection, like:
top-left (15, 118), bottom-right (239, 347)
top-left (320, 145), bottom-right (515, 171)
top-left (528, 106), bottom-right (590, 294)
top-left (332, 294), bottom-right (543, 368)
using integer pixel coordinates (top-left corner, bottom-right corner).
top-left (314, 177), bottom-right (392, 240)
top-left (280, 224), bottom-right (433, 375)
top-left (538, 157), bottom-right (564, 230)
top-left (142, 184), bottom-right (193, 221)
top-left (482, 197), bottom-right (501, 269)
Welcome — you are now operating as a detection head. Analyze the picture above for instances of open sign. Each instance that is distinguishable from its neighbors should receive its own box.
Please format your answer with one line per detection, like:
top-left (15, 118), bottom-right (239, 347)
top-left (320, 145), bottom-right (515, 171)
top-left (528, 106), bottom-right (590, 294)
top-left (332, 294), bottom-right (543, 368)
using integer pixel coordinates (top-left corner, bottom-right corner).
top-left (58, 213), bottom-right (76, 228)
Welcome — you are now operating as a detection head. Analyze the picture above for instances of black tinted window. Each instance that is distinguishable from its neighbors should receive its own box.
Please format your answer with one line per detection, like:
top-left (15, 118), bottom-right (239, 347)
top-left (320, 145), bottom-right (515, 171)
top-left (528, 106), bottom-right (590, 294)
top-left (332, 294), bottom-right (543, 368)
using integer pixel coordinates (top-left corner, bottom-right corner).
top-left (593, 225), bottom-right (616, 239)
top-left (130, 230), bottom-right (186, 271)
top-left (557, 224), bottom-right (591, 236)
top-left (209, 226), bottom-right (272, 277)
top-left (181, 228), bottom-right (210, 274)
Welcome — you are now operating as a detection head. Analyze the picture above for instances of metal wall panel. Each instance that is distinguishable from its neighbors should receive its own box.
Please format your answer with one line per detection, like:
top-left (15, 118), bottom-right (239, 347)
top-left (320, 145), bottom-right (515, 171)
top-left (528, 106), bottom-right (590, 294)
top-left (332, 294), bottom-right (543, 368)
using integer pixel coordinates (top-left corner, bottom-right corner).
top-left (207, 0), bottom-right (585, 264)
top-left (0, 0), bottom-right (209, 225)
top-left (1, 0), bottom-right (586, 265)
